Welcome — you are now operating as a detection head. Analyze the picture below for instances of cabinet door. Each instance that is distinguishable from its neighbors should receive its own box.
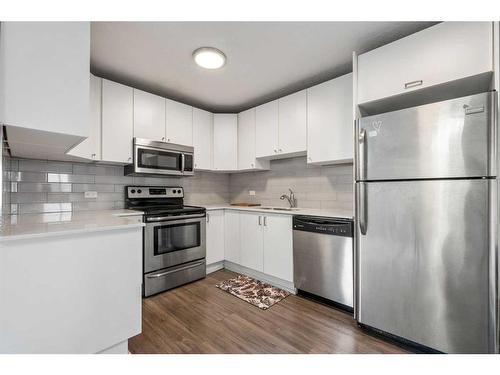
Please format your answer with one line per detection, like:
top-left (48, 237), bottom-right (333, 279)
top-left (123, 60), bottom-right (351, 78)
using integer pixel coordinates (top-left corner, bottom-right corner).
top-left (68, 74), bottom-right (102, 160)
top-left (307, 73), bottom-right (353, 164)
top-left (133, 89), bottom-right (166, 141)
top-left (192, 108), bottom-right (213, 170)
top-left (213, 114), bottom-right (238, 171)
top-left (101, 79), bottom-right (134, 163)
top-left (278, 90), bottom-right (307, 155)
top-left (238, 108), bottom-right (258, 169)
top-left (0, 22), bottom-right (90, 138)
top-left (263, 214), bottom-right (293, 282)
top-left (206, 210), bottom-right (225, 265)
top-left (165, 99), bottom-right (193, 146)
top-left (255, 100), bottom-right (279, 158)
top-left (239, 212), bottom-right (264, 272)
top-left (357, 22), bottom-right (493, 105)
top-left (224, 210), bottom-right (240, 264)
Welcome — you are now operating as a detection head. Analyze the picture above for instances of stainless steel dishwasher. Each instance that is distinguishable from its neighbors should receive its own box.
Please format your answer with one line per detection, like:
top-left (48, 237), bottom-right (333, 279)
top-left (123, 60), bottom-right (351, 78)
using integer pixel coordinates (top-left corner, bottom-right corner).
top-left (293, 215), bottom-right (354, 311)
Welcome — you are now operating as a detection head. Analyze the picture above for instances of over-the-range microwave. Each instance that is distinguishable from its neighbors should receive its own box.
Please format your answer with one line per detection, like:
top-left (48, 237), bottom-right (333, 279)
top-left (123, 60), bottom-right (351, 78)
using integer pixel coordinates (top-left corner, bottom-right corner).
top-left (124, 138), bottom-right (194, 177)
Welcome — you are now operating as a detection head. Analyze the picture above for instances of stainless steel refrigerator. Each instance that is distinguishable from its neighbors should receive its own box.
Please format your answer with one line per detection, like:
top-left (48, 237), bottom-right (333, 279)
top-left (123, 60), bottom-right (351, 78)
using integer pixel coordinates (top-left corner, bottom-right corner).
top-left (354, 91), bottom-right (498, 353)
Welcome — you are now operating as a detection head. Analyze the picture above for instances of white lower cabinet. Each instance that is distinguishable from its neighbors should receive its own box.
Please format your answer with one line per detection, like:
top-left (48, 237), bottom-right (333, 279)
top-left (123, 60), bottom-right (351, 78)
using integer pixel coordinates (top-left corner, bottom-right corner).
top-left (224, 210), bottom-right (240, 263)
top-left (237, 211), bottom-right (293, 281)
top-left (206, 210), bottom-right (225, 266)
top-left (263, 214), bottom-right (293, 282)
top-left (205, 210), bottom-right (294, 283)
top-left (239, 212), bottom-right (264, 272)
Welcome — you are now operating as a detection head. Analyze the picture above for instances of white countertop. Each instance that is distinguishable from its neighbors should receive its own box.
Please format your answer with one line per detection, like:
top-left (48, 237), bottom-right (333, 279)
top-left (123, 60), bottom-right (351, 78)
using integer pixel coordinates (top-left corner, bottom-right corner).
top-left (0, 209), bottom-right (145, 242)
top-left (201, 204), bottom-right (354, 219)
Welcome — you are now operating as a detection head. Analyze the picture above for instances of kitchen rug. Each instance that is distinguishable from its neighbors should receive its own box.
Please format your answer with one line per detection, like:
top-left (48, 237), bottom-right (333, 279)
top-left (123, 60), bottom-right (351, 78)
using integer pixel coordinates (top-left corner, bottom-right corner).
top-left (216, 275), bottom-right (290, 310)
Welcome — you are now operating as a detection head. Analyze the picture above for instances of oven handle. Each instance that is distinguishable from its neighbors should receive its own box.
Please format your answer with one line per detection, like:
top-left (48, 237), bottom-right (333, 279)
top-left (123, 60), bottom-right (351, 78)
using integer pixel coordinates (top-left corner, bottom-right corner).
top-left (146, 213), bottom-right (206, 222)
top-left (146, 261), bottom-right (205, 279)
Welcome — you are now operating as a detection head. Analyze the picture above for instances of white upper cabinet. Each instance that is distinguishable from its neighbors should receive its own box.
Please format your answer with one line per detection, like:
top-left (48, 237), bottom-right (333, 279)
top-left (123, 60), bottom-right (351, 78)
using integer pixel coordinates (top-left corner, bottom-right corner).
top-left (68, 74), bottom-right (102, 161)
top-left (357, 22), bottom-right (494, 106)
top-left (263, 214), bottom-right (293, 282)
top-left (278, 90), bottom-right (307, 156)
top-left (165, 99), bottom-right (193, 146)
top-left (213, 114), bottom-right (238, 171)
top-left (133, 89), bottom-right (166, 142)
top-left (0, 22), bottom-right (90, 137)
top-left (192, 108), bottom-right (213, 170)
top-left (238, 108), bottom-right (270, 171)
top-left (255, 100), bottom-right (279, 158)
top-left (307, 73), bottom-right (353, 164)
top-left (101, 79), bottom-right (134, 164)
top-left (0, 22), bottom-right (91, 159)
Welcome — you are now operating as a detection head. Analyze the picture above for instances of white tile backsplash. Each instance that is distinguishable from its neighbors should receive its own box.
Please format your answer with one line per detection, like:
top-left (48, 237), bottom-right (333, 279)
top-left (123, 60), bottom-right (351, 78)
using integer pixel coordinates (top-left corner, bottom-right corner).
top-left (3, 156), bottom-right (353, 214)
top-left (4, 157), bottom-right (230, 214)
top-left (229, 156), bottom-right (354, 210)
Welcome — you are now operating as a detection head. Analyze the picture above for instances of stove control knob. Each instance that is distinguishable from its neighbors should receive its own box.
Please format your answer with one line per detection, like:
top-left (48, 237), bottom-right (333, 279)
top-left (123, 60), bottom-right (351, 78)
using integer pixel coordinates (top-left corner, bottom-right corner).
top-left (137, 189), bottom-right (142, 194)
top-left (131, 189), bottom-right (136, 194)
top-left (177, 189), bottom-right (182, 194)
top-left (172, 189), bottom-right (177, 194)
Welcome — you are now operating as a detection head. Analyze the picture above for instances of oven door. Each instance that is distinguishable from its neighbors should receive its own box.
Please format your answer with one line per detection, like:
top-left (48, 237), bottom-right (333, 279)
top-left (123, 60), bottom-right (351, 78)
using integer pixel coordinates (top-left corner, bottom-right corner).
top-left (144, 214), bottom-right (206, 273)
top-left (135, 145), bottom-right (183, 176)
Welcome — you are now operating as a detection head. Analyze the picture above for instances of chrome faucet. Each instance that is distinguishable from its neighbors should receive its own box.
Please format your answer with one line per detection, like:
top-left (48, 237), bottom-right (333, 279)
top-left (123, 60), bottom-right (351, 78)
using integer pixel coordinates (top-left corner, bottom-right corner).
top-left (280, 188), bottom-right (297, 208)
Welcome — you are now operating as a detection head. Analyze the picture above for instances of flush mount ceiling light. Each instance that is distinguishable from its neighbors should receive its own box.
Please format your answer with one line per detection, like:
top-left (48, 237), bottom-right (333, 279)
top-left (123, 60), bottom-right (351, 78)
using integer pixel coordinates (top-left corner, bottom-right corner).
top-left (193, 47), bottom-right (226, 69)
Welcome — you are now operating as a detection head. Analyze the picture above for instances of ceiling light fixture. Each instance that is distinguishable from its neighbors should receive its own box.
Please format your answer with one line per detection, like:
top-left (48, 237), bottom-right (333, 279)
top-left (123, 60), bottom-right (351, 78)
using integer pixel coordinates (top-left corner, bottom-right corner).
top-left (193, 47), bottom-right (226, 70)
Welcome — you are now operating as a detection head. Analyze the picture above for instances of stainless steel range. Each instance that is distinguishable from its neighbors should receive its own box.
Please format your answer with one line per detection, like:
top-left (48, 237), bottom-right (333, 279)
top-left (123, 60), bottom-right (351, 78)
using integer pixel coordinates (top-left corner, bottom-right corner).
top-left (125, 186), bottom-right (206, 297)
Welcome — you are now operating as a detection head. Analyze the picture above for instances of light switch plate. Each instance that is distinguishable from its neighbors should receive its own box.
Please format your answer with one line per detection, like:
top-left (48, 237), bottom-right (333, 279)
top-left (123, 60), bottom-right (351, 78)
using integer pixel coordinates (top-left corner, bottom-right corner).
top-left (249, 190), bottom-right (256, 196)
top-left (84, 191), bottom-right (98, 199)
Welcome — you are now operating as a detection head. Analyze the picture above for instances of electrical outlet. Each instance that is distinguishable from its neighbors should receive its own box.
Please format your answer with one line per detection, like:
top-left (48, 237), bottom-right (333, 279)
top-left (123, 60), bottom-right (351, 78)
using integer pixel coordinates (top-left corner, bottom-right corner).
top-left (84, 191), bottom-right (98, 199)
top-left (249, 190), bottom-right (256, 196)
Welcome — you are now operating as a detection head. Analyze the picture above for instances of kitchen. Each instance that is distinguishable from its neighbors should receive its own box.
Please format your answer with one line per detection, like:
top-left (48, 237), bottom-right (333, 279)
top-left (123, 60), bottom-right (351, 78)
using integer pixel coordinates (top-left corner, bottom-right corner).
top-left (0, 12), bottom-right (499, 369)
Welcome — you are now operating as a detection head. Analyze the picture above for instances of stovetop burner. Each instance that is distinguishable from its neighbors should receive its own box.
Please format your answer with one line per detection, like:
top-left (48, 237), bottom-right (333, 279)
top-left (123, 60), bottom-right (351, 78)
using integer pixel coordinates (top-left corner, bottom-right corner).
top-left (124, 185), bottom-right (205, 218)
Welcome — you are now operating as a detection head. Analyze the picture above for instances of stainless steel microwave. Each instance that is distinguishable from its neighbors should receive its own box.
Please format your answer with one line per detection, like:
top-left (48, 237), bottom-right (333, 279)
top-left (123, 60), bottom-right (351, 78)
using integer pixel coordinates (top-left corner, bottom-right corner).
top-left (124, 138), bottom-right (194, 177)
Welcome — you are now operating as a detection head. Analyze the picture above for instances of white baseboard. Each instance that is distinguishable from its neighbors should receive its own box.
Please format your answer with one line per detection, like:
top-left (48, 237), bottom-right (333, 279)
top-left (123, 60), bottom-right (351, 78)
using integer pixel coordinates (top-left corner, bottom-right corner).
top-left (206, 261), bottom-right (224, 274)
top-left (98, 340), bottom-right (129, 354)
top-left (224, 261), bottom-right (296, 294)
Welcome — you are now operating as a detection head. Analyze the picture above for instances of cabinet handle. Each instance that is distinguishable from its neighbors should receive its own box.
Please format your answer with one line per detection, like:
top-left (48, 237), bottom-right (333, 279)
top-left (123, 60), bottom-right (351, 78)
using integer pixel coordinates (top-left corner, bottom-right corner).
top-left (279, 148), bottom-right (283, 152)
top-left (128, 157), bottom-right (132, 161)
top-left (91, 153), bottom-right (96, 158)
top-left (167, 138), bottom-right (170, 142)
top-left (206, 213), bottom-right (210, 223)
top-left (263, 216), bottom-right (267, 226)
top-left (162, 137), bottom-right (165, 141)
top-left (274, 149), bottom-right (278, 153)
top-left (251, 163), bottom-right (254, 167)
top-left (258, 216), bottom-right (262, 225)
top-left (404, 80), bottom-right (423, 89)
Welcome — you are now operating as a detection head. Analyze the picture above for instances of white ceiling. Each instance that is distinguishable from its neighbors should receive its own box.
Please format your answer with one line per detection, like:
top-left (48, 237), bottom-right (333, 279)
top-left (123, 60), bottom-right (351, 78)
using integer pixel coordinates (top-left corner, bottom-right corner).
top-left (91, 22), bottom-right (436, 113)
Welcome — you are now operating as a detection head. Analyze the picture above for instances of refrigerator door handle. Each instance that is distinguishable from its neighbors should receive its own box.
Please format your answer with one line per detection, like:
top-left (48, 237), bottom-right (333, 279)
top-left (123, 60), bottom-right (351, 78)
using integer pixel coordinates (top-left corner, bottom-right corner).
top-left (358, 128), bottom-right (367, 180)
top-left (358, 182), bottom-right (367, 235)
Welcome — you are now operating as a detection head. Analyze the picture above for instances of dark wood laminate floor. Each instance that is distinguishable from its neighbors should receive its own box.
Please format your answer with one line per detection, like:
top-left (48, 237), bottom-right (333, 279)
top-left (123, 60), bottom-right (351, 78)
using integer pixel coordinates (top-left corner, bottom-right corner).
top-left (129, 270), bottom-right (409, 354)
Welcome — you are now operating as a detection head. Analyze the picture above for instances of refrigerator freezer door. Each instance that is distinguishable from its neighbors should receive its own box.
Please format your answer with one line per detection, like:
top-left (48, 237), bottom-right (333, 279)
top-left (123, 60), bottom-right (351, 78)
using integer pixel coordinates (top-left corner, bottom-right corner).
top-left (356, 92), bottom-right (496, 181)
top-left (355, 179), bottom-right (495, 353)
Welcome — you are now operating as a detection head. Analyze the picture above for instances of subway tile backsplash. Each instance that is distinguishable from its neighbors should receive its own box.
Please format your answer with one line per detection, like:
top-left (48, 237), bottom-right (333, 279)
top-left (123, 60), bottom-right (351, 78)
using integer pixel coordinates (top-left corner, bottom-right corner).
top-left (2, 156), bottom-right (353, 215)
top-left (229, 156), bottom-right (354, 210)
top-left (4, 157), bottom-right (231, 214)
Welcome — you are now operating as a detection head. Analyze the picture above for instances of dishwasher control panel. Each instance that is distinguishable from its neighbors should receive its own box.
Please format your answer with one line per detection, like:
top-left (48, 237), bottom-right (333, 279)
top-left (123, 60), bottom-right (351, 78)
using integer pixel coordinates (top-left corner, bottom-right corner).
top-left (293, 216), bottom-right (353, 237)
